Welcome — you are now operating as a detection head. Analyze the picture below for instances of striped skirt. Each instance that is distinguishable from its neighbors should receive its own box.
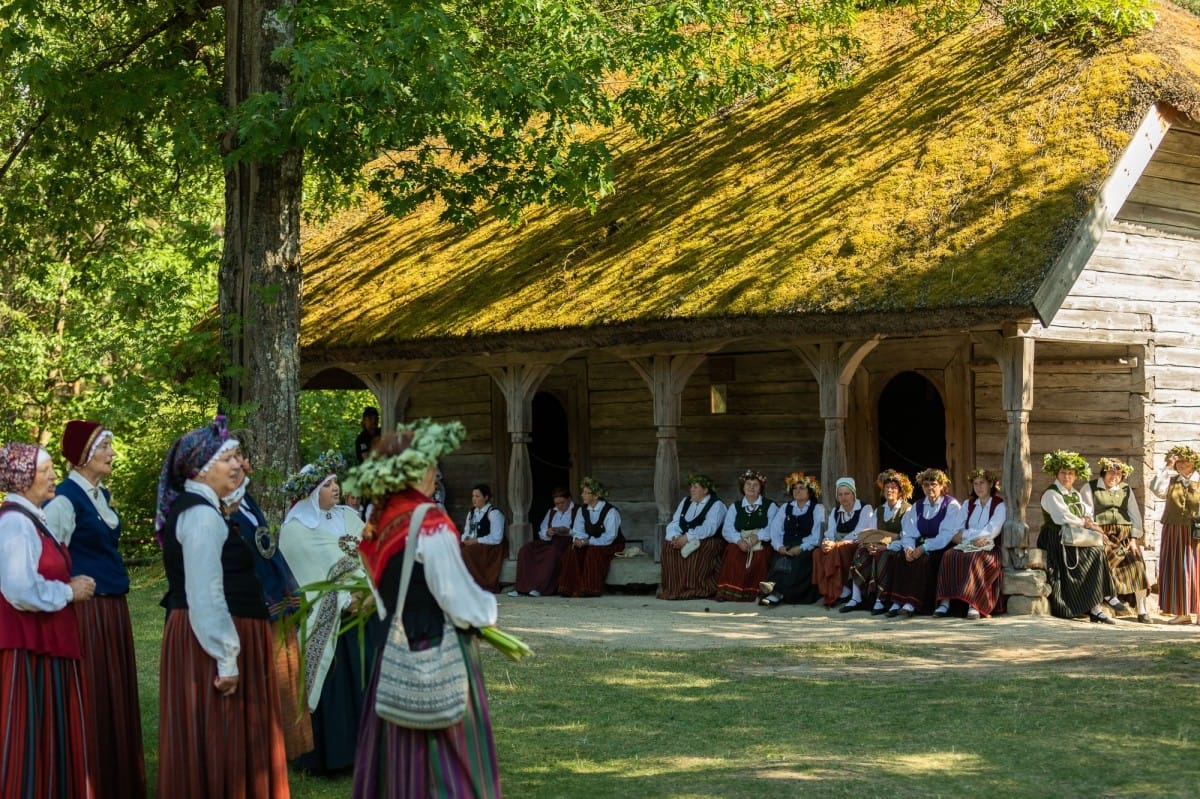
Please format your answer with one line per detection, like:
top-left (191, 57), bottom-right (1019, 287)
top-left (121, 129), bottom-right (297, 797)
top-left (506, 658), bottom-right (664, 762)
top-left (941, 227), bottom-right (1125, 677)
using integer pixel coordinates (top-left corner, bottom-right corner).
top-left (715, 543), bottom-right (773, 602)
top-left (271, 620), bottom-right (314, 760)
top-left (0, 649), bottom-right (94, 799)
top-left (882, 548), bottom-right (946, 613)
top-left (849, 545), bottom-right (893, 598)
top-left (353, 630), bottom-right (501, 798)
top-left (936, 548), bottom-right (1004, 617)
top-left (76, 595), bottom-right (146, 799)
top-left (1037, 527), bottom-right (1109, 619)
top-left (557, 541), bottom-right (624, 597)
top-left (513, 536), bottom-right (572, 595)
top-left (1100, 524), bottom-right (1150, 596)
top-left (1157, 522), bottom-right (1200, 615)
top-left (812, 541), bottom-right (856, 606)
top-left (461, 543), bottom-right (505, 593)
top-left (658, 536), bottom-right (724, 600)
top-left (157, 611), bottom-right (290, 798)
top-left (766, 550), bottom-right (820, 604)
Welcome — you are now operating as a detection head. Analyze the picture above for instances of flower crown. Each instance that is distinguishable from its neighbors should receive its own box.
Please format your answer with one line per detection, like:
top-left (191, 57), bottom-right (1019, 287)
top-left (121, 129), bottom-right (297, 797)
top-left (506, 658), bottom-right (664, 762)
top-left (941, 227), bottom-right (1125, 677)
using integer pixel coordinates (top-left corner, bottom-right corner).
top-left (915, 468), bottom-right (950, 486)
top-left (1095, 457), bottom-right (1133, 479)
top-left (1168, 445), bottom-right (1200, 467)
top-left (1042, 450), bottom-right (1091, 482)
top-left (738, 469), bottom-right (767, 489)
top-left (875, 469), bottom-right (912, 499)
top-left (280, 449), bottom-right (347, 498)
top-left (342, 419), bottom-right (466, 501)
top-left (686, 473), bottom-right (715, 491)
top-left (784, 471), bottom-right (820, 499)
top-left (967, 468), bottom-right (998, 484)
top-left (580, 476), bottom-right (607, 499)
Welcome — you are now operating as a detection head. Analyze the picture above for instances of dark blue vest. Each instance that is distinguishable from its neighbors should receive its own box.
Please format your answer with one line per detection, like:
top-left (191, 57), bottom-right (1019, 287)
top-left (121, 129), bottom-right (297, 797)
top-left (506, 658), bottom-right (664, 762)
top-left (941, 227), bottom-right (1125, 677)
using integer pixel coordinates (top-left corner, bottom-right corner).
top-left (53, 478), bottom-right (129, 595)
top-left (233, 493), bottom-right (301, 621)
top-left (782, 502), bottom-right (816, 548)
top-left (915, 498), bottom-right (952, 545)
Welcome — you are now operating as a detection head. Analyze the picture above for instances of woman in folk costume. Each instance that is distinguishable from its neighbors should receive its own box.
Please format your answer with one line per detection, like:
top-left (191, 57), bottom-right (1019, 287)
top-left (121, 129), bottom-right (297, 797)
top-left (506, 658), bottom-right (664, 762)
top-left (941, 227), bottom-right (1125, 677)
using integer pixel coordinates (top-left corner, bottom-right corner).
top-left (847, 470), bottom-right (911, 616)
top-left (42, 421), bottom-right (146, 798)
top-left (760, 472), bottom-right (824, 607)
top-left (279, 449), bottom-right (383, 774)
top-left (346, 420), bottom-right (501, 798)
top-left (155, 417), bottom-right (290, 798)
top-left (1037, 451), bottom-right (1115, 624)
top-left (0, 443), bottom-right (97, 799)
top-left (882, 468), bottom-right (960, 618)
top-left (508, 487), bottom-right (578, 597)
top-left (1080, 457), bottom-right (1152, 622)
top-left (558, 477), bottom-right (625, 597)
top-left (658, 473), bottom-right (727, 600)
top-left (1149, 445), bottom-right (1200, 625)
top-left (813, 476), bottom-right (875, 608)
top-left (461, 483), bottom-right (506, 593)
top-left (933, 469), bottom-right (1005, 620)
top-left (715, 469), bottom-right (778, 602)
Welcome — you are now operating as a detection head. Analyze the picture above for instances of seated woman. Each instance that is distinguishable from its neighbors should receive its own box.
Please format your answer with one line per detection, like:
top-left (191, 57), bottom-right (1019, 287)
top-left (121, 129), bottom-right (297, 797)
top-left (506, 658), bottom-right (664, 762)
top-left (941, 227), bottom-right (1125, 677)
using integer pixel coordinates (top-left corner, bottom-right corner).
top-left (508, 487), bottom-right (578, 597)
top-left (659, 474), bottom-right (727, 600)
top-left (1083, 458), bottom-right (1151, 622)
top-left (715, 469), bottom-right (778, 602)
top-left (558, 477), bottom-right (625, 597)
top-left (462, 483), bottom-right (506, 593)
top-left (847, 470), bottom-right (911, 615)
top-left (883, 468), bottom-right (960, 618)
top-left (760, 472), bottom-right (824, 607)
top-left (934, 468), bottom-right (1005, 620)
top-left (1037, 450), bottom-right (1115, 623)
top-left (813, 477), bottom-right (875, 608)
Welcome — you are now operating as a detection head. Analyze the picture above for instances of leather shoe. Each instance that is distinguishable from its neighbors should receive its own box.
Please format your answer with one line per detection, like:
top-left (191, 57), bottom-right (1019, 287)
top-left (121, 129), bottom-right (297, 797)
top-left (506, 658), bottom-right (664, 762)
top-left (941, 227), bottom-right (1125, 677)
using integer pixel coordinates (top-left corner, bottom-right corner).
top-left (900, 608), bottom-right (914, 619)
top-left (885, 608), bottom-right (900, 618)
top-left (838, 601), bottom-right (861, 614)
top-left (871, 605), bottom-right (887, 616)
top-left (760, 593), bottom-right (782, 607)
top-left (1089, 611), bottom-right (1116, 625)
top-left (1137, 613), bottom-right (1154, 624)
top-left (933, 607), bottom-right (950, 618)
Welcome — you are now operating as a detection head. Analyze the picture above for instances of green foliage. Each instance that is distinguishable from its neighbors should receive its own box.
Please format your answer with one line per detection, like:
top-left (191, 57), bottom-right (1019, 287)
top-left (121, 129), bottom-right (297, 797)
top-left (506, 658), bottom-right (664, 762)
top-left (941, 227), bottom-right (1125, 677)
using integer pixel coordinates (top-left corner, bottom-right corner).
top-left (297, 389), bottom-right (375, 465)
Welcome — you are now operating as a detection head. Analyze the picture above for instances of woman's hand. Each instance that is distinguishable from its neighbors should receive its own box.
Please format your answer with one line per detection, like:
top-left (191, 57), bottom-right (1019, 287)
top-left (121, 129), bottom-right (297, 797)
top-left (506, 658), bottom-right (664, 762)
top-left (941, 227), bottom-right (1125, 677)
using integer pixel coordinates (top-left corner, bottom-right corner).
top-left (972, 536), bottom-right (990, 548)
top-left (905, 546), bottom-right (922, 562)
top-left (69, 575), bottom-right (96, 603)
top-left (1167, 453), bottom-right (1179, 469)
top-left (671, 536), bottom-right (687, 550)
top-left (820, 539), bottom-right (833, 553)
top-left (573, 538), bottom-right (590, 549)
top-left (462, 537), bottom-right (477, 547)
top-left (213, 675), bottom-right (238, 697)
top-left (737, 539), bottom-right (750, 553)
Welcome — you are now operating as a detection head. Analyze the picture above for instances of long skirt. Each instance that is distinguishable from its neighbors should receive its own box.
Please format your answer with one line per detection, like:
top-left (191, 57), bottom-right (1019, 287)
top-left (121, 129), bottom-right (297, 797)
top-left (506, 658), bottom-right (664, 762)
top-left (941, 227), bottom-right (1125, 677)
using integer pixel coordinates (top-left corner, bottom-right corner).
top-left (1037, 527), bottom-right (1109, 619)
top-left (883, 548), bottom-right (946, 613)
top-left (353, 630), bottom-right (501, 798)
top-left (557, 540), bottom-right (624, 597)
top-left (513, 536), bottom-right (572, 595)
top-left (295, 615), bottom-right (385, 773)
top-left (658, 537), bottom-right (724, 600)
top-left (1100, 524), bottom-right (1150, 596)
top-left (157, 611), bottom-right (290, 799)
top-left (936, 548), bottom-right (1004, 617)
top-left (1158, 522), bottom-right (1200, 615)
top-left (812, 541), bottom-right (856, 606)
top-left (715, 543), bottom-right (773, 602)
top-left (271, 620), bottom-right (314, 761)
top-left (849, 546), bottom-right (893, 600)
top-left (0, 649), bottom-right (94, 799)
top-left (766, 550), bottom-right (821, 604)
top-left (461, 542), bottom-right (505, 593)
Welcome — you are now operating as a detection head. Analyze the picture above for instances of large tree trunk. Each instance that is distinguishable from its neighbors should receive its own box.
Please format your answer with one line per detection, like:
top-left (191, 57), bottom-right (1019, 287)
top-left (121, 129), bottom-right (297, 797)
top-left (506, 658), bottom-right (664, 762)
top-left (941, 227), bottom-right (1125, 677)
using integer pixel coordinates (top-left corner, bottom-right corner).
top-left (219, 0), bottom-right (302, 504)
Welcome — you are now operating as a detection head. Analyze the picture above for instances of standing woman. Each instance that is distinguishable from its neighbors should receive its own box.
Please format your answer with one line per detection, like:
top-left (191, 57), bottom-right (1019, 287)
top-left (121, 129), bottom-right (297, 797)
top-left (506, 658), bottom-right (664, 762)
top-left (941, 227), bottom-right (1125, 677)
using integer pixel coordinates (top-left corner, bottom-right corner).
top-left (1149, 445), bottom-right (1200, 625)
top-left (461, 484), bottom-right (506, 593)
top-left (760, 472), bottom-right (824, 607)
top-left (1083, 457), bottom-right (1152, 622)
top-left (558, 477), bottom-right (625, 597)
top-left (849, 470), bottom-right (911, 615)
top-left (658, 474), bottom-right (727, 601)
top-left (155, 417), bottom-right (289, 797)
top-left (42, 421), bottom-right (146, 798)
top-left (814, 477), bottom-right (875, 609)
top-left (715, 470), bottom-right (778, 602)
top-left (279, 450), bottom-right (381, 775)
top-left (0, 442), bottom-right (97, 798)
top-left (345, 420), bottom-right (501, 798)
top-left (884, 469), bottom-right (960, 618)
top-left (934, 469), bottom-right (1005, 620)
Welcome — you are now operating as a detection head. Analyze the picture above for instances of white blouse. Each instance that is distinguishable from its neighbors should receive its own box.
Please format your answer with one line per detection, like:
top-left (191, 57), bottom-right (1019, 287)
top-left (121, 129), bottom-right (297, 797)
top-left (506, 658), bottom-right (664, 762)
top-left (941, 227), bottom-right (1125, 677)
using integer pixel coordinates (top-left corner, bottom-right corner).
top-left (175, 481), bottom-right (242, 679)
top-left (720, 497), bottom-right (778, 543)
top-left (0, 494), bottom-right (74, 612)
top-left (898, 496), bottom-right (963, 552)
top-left (536, 502), bottom-right (578, 542)
top-left (571, 500), bottom-right (621, 546)
top-left (824, 500), bottom-right (876, 543)
top-left (766, 501), bottom-right (825, 551)
top-left (463, 504), bottom-right (505, 545)
top-left (958, 496), bottom-right (1007, 542)
top-left (665, 495), bottom-right (727, 542)
top-left (43, 470), bottom-right (120, 543)
top-left (1039, 480), bottom-right (1093, 527)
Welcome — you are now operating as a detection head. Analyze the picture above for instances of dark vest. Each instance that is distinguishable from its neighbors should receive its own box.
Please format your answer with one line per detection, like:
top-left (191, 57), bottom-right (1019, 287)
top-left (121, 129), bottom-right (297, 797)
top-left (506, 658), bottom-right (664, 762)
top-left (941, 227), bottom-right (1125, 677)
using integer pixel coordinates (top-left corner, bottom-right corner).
top-left (234, 493), bottom-right (301, 621)
top-left (915, 498), bottom-right (952, 544)
top-left (160, 491), bottom-right (268, 619)
top-left (833, 505), bottom-right (864, 540)
top-left (782, 502), bottom-right (816, 548)
top-left (733, 501), bottom-right (769, 532)
top-left (468, 505), bottom-right (493, 538)
top-left (53, 478), bottom-right (129, 595)
top-left (878, 501), bottom-right (910, 536)
top-left (1040, 484), bottom-right (1083, 534)
top-left (0, 503), bottom-right (81, 659)
top-left (966, 495), bottom-right (1004, 527)
top-left (583, 503), bottom-right (623, 544)
top-left (675, 494), bottom-right (720, 533)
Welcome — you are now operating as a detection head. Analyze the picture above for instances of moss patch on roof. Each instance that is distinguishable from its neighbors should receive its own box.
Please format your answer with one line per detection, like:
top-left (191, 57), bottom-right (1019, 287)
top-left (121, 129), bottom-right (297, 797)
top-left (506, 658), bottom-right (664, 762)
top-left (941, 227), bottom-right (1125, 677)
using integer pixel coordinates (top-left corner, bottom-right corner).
top-left (301, 4), bottom-right (1200, 351)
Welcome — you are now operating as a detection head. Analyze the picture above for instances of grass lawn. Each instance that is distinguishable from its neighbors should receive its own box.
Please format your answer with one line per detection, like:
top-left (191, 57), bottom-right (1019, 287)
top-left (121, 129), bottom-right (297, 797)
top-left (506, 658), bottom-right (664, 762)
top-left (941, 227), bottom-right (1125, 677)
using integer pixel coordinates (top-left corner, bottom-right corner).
top-left (130, 568), bottom-right (1200, 798)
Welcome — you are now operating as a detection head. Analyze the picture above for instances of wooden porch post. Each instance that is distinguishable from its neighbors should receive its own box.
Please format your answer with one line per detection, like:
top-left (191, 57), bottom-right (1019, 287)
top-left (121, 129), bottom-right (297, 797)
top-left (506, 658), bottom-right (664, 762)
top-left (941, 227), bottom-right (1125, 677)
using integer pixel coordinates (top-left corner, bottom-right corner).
top-left (996, 329), bottom-right (1035, 565)
top-left (354, 361), bottom-right (434, 432)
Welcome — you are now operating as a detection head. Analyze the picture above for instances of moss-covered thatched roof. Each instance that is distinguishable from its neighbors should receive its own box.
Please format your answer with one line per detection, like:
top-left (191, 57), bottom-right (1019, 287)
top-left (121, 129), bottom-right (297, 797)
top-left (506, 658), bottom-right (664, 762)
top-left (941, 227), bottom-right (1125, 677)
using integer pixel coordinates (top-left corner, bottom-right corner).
top-left (301, 3), bottom-right (1200, 360)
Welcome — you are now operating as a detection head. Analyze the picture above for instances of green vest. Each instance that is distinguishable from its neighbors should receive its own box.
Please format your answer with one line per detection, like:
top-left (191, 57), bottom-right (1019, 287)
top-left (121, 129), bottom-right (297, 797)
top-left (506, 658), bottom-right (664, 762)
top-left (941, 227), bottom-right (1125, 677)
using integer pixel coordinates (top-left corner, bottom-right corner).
top-left (734, 501), bottom-right (769, 532)
top-left (1089, 479), bottom-right (1132, 529)
top-left (1041, 483), bottom-right (1083, 533)
top-left (877, 501), bottom-right (909, 535)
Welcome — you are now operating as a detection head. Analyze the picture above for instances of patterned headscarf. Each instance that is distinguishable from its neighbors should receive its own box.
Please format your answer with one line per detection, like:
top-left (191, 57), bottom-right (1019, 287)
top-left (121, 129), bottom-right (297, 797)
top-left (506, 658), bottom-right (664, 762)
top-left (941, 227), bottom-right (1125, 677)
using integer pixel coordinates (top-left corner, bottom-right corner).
top-left (155, 416), bottom-right (239, 533)
top-left (0, 443), bottom-right (47, 493)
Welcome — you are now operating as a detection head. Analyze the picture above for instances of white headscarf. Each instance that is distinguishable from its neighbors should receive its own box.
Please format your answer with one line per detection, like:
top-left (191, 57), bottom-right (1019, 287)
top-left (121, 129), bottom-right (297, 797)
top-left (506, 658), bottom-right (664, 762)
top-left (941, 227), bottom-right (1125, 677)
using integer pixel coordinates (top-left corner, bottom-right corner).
top-left (282, 472), bottom-right (346, 536)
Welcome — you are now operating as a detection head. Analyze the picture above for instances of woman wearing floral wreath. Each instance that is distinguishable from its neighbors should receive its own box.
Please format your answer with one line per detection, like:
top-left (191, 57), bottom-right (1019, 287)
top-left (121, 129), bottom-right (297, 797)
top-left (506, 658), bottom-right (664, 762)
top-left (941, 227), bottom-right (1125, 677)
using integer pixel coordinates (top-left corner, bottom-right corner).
top-left (43, 420), bottom-right (146, 797)
top-left (344, 419), bottom-right (502, 798)
top-left (1149, 445), bottom-right (1200, 625)
top-left (715, 469), bottom-right (778, 602)
top-left (659, 473), bottom-right (727, 600)
top-left (760, 472), bottom-right (823, 607)
top-left (279, 450), bottom-right (382, 774)
top-left (933, 469), bottom-right (1005, 620)
top-left (847, 470), bottom-right (911, 615)
top-left (1081, 457), bottom-right (1152, 623)
top-left (883, 468), bottom-right (960, 618)
top-left (814, 477), bottom-right (876, 608)
top-left (558, 477), bottom-right (625, 597)
top-left (1037, 451), bottom-right (1116, 623)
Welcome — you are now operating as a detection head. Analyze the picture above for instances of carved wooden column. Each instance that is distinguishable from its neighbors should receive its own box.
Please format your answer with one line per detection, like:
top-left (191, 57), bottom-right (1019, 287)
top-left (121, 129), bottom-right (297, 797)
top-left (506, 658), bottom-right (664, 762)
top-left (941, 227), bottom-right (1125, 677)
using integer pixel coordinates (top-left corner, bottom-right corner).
top-left (628, 353), bottom-right (708, 561)
top-left (997, 331), bottom-right (1035, 562)
top-left (354, 361), bottom-right (434, 432)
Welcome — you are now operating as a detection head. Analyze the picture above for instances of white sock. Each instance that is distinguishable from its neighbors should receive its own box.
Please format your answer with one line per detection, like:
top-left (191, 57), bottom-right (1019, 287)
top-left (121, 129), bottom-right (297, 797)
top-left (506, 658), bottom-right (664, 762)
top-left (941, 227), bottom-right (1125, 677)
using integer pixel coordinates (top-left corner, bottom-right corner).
top-left (874, 599), bottom-right (886, 610)
top-left (850, 584), bottom-right (863, 602)
top-left (1135, 589), bottom-right (1148, 614)
top-left (902, 603), bottom-right (915, 613)
top-left (889, 603), bottom-right (901, 612)
top-left (1091, 604), bottom-right (1106, 616)
top-left (839, 585), bottom-right (852, 599)
top-left (936, 601), bottom-right (950, 613)
top-left (1107, 596), bottom-right (1122, 607)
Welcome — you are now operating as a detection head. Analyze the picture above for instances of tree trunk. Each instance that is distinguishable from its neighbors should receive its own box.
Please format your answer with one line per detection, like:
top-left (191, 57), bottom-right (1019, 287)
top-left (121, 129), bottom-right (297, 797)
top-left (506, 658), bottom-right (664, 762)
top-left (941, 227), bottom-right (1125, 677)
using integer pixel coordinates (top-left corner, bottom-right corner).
top-left (219, 0), bottom-right (302, 506)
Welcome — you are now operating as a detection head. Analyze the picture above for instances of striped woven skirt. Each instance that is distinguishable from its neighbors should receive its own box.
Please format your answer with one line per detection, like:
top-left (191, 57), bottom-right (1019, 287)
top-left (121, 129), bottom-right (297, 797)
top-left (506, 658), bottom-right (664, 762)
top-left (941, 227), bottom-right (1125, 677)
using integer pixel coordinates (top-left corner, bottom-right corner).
top-left (76, 595), bottom-right (146, 799)
top-left (512, 536), bottom-right (572, 595)
top-left (935, 548), bottom-right (1004, 617)
top-left (1037, 527), bottom-right (1109, 618)
top-left (557, 541), bottom-right (624, 597)
top-left (1157, 522), bottom-right (1200, 615)
top-left (715, 543), bottom-right (773, 602)
top-left (271, 620), bottom-right (314, 760)
top-left (849, 545), bottom-right (893, 599)
top-left (812, 541), bottom-right (856, 606)
top-left (157, 611), bottom-right (290, 798)
top-left (766, 550), bottom-right (820, 604)
top-left (658, 536), bottom-right (724, 600)
top-left (1100, 524), bottom-right (1150, 596)
top-left (0, 649), bottom-right (94, 799)
top-left (352, 630), bottom-right (501, 798)
top-left (882, 548), bottom-right (946, 613)
top-left (461, 543), bottom-right (505, 593)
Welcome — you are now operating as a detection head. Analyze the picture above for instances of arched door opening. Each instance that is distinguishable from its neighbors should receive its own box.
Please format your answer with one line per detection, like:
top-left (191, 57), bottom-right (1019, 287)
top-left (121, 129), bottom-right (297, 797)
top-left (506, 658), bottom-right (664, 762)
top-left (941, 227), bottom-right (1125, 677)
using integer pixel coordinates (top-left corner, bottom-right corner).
top-left (529, 391), bottom-right (572, 527)
top-left (877, 372), bottom-right (946, 499)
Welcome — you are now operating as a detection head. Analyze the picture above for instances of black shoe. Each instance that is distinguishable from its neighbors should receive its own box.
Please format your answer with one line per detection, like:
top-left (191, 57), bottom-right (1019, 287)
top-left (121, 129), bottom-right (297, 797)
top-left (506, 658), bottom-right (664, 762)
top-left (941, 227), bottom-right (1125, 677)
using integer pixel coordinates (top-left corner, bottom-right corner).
top-left (871, 605), bottom-right (887, 616)
top-left (831, 595), bottom-right (850, 608)
top-left (838, 601), bottom-right (861, 614)
top-left (715, 596), bottom-right (727, 603)
top-left (1089, 611), bottom-right (1116, 625)
top-left (885, 608), bottom-right (900, 618)
top-left (1137, 613), bottom-right (1154, 624)
top-left (933, 607), bottom-right (950, 618)
top-left (900, 609), bottom-right (914, 618)
top-left (1107, 598), bottom-right (1130, 614)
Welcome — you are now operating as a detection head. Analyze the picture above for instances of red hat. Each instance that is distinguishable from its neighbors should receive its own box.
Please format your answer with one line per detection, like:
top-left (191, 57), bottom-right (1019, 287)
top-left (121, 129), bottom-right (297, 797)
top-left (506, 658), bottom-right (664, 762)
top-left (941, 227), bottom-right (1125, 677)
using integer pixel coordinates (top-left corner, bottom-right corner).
top-left (61, 420), bottom-right (109, 468)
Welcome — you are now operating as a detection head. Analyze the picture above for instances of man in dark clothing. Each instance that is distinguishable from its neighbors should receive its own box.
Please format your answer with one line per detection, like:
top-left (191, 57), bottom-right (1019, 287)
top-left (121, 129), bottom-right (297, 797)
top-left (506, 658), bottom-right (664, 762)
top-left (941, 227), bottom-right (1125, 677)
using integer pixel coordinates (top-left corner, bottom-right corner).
top-left (354, 406), bottom-right (381, 462)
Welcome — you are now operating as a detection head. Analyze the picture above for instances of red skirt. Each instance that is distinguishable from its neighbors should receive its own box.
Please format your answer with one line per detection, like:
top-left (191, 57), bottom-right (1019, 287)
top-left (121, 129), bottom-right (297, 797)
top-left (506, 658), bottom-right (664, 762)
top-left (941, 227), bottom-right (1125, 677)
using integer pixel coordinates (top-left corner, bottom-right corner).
top-left (271, 620), bottom-right (314, 760)
top-left (812, 541), bottom-right (856, 606)
top-left (715, 543), bottom-right (773, 602)
top-left (1158, 523), bottom-right (1200, 615)
top-left (76, 595), bottom-right (146, 799)
top-left (658, 537), bottom-right (724, 600)
top-left (558, 540), bottom-right (624, 597)
top-left (513, 535), bottom-right (572, 595)
top-left (0, 648), bottom-right (94, 799)
top-left (936, 548), bottom-right (1004, 617)
top-left (157, 611), bottom-right (290, 798)
top-left (461, 542), bottom-right (505, 593)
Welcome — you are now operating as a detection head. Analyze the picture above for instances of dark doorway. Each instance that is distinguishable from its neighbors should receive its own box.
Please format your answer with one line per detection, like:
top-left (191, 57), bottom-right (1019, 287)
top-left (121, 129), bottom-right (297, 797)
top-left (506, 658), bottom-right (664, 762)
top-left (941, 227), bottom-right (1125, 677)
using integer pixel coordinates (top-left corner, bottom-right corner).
top-left (878, 372), bottom-right (946, 499)
top-left (529, 392), bottom-right (572, 528)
